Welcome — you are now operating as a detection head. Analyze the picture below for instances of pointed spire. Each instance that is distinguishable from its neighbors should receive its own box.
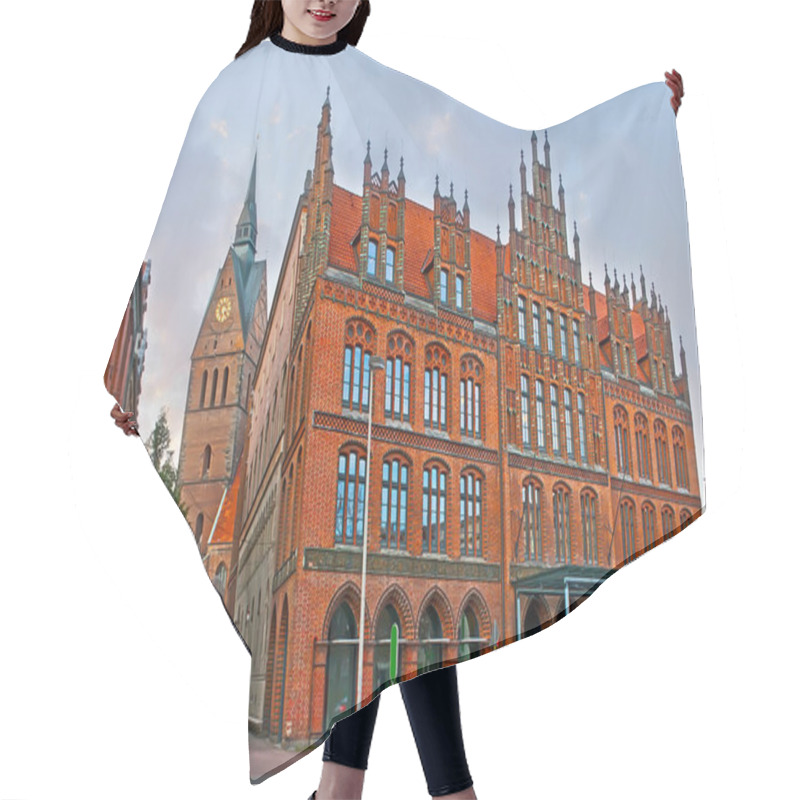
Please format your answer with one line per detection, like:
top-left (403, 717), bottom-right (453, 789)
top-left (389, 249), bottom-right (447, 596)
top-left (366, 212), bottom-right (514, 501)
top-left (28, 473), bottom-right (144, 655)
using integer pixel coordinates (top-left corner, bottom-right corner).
top-left (464, 187), bottom-right (469, 212)
top-left (589, 270), bottom-right (593, 287)
top-left (323, 84), bottom-right (331, 107)
top-left (639, 264), bottom-right (646, 302)
top-left (381, 146), bottom-right (389, 174)
top-left (449, 180), bottom-right (454, 199)
top-left (531, 129), bottom-right (539, 164)
top-left (496, 223), bottom-right (502, 244)
top-left (234, 150), bottom-right (258, 250)
top-left (364, 138), bottom-right (372, 165)
top-left (434, 173), bottom-right (440, 197)
top-left (630, 272), bottom-right (637, 305)
top-left (650, 281), bottom-right (658, 309)
top-left (544, 129), bottom-right (551, 169)
top-left (604, 263), bottom-right (611, 290)
top-left (613, 267), bottom-right (619, 292)
top-left (398, 154), bottom-right (405, 181)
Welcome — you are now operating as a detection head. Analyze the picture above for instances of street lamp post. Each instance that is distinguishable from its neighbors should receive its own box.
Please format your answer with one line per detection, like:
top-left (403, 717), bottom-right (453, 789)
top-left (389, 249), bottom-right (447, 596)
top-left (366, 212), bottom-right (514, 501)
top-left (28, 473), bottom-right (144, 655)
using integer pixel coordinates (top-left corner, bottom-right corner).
top-left (356, 354), bottom-right (385, 711)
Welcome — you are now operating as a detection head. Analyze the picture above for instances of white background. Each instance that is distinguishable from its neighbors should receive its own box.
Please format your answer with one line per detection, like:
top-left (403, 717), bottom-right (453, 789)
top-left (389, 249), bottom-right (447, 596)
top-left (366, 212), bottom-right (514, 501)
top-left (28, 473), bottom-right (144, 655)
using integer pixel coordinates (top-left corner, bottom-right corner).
top-left (0, 1), bottom-right (795, 798)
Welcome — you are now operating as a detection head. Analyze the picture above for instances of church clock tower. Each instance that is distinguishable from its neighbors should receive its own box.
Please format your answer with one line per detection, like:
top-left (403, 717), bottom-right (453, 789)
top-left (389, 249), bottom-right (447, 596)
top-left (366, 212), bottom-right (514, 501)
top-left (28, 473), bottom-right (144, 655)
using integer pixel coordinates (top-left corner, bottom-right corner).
top-left (176, 153), bottom-right (268, 555)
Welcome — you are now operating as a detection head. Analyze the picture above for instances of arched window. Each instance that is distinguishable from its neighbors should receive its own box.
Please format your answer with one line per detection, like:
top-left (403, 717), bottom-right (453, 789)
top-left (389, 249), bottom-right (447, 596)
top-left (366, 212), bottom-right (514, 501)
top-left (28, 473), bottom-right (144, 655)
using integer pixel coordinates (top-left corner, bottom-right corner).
top-left (620, 498), bottom-right (636, 562)
top-left (199, 370), bottom-right (208, 409)
top-left (194, 512), bottom-right (204, 545)
top-left (517, 296), bottom-right (527, 342)
top-left (520, 374), bottom-right (531, 448)
top-left (458, 607), bottom-right (484, 659)
top-left (459, 356), bottom-right (482, 439)
top-left (335, 448), bottom-right (367, 545)
top-left (549, 384), bottom-right (560, 455)
top-left (342, 320), bottom-right (374, 412)
top-left (614, 405), bottom-right (631, 475)
top-left (577, 392), bottom-right (588, 463)
top-left (418, 606), bottom-right (444, 672)
top-left (522, 479), bottom-right (542, 562)
top-left (202, 444), bottom-right (212, 478)
top-left (535, 379), bottom-right (546, 453)
top-left (367, 238), bottom-right (377, 276)
top-left (424, 344), bottom-right (448, 431)
top-left (324, 603), bottom-right (357, 731)
top-left (635, 413), bottom-right (652, 481)
top-left (422, 462), bottom-right (447, 554)
top-left (679, 508), bottom-right (692, 530)
top-left (221, 366), bottom-right (229, 405)
top-left (386, 245), bottom-right (395, 283)
top-left (532, 302), bottom-right (542, 350)
top-left (673, 426), bottom-right (689, 489)
top-left (373, 604), bottom-right (402, 691)
top-left (572, 319), bottom-right (581, 366)
top-left (380, 455), bottom-right (409, 550)
top-left (662, 505), bottom-right (676, 540)
top-left (213, 562), bottom-right (227, 597)
top-left (581, 489), bottom-right (598, 565)
top-left (210, 368), bottom-right (218, 407)
top-left (641, 503), bottom-right (657, 551)
top-left (564, 388), bottom-right (574, 460)
top-left (654, 419), bottom-right (672, 485)
top-left (553, 484), bottom-right (571, 563)
top-left (460, 469), bottom-right (483, 557)
top-left (385, 332), bottom-right (413, 422)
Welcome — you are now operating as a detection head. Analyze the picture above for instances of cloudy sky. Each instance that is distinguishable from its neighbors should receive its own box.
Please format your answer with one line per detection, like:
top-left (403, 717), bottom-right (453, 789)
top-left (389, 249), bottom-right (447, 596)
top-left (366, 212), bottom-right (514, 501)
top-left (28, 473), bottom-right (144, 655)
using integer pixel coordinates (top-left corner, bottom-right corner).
top-left (133, 42), bottom-right (702, 500)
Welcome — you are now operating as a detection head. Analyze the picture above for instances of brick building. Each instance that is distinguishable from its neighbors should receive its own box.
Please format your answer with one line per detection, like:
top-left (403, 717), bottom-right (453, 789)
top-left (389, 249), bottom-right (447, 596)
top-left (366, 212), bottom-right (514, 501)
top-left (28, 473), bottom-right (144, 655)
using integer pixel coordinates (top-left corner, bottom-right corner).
top-left (189, 89), bottom-right (702, 749)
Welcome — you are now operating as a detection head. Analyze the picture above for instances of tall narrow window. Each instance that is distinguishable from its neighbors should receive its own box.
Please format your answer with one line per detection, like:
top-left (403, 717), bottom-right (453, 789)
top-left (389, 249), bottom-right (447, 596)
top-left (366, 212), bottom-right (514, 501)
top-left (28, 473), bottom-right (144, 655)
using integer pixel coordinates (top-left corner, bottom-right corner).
top-left (634, 413), bottom-right (652, 481)
top-left (581, 490), bottom-right (598, 565)
top-left (455, 275), bottom-right (464, 310)
top-left (210, 368), bottom-right (218, 407)
top-left (532, 302), bottom-right (542, 350)
top-left (367, 239), bottom-right (377, 276)
top-left (614, 405), bottom-right (631, 475)
top-left (385, 333), bottom-right (412, 422)
top-left (662, 362), bottom-right (668, 391)
top-left (654, 419), bottom-right (671, 485)
top-left (553, 485), bottom-right (571, 563)
top-left (440, 268), bottom-right (448, 304)
top-left (386, 245), bottom-right (395, 283)
top-left (460, 357), bottom-right (482, 439)
top-left (535, 379), bottom-right (546, 453)
top-left (335, 449), bottom-right (366, 545)
top-left (572, 319), bottom-right (581, 366)
top-left (199, 370), bottom-right (208, 409)
top-left (642, 503), bottom-right (656, 551)
top-left (342, 321), bottom-right (374, 413)
top-left (559, 313), bottom-right (568, 360)
top-left (423, 345), bottom-right (448, 431)
top-left (221, 366), bottom-right (229, 404)
top-left (460, 471), bottom-right (482, 556)
top-left (422, 464), bottom-right (447, 554)
top-left (202, 444), bottom-right (212, 478)
top-left (662, 505), bottom-right (675, 540)
top-left (381, 457), bottom-right (408, 550)
top-left (673, 426), bottom-right (689, 489)
top-left (563, 388), bottom-right (574, 460)
top-left (518, 296), bottom-right (527, 342)
top-left (522, 480), bottom-right (542, 562)
top-left (520, 375), bottom-right (531, 448)
top-left (549, 384), bottom-right (560, 454)
top-left (620, 498), bottom-right (636, 562)
top-left (546, 308), bottom-right (555, 354)
top-left (577, 393), bottom-right (588, 463)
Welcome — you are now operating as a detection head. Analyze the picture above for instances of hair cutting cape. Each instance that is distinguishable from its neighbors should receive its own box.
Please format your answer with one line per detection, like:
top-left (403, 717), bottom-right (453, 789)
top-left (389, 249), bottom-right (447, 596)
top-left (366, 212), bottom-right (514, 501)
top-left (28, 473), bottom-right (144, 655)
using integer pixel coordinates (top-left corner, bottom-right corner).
top-left (104, 32), bottom-right (705, 785)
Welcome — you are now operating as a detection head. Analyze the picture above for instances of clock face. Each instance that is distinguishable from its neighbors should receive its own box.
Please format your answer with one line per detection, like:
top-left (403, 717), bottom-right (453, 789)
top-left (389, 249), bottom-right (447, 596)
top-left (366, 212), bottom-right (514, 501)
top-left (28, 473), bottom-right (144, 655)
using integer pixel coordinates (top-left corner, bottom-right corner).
top-left (215, 296), bottom-right (233, 323)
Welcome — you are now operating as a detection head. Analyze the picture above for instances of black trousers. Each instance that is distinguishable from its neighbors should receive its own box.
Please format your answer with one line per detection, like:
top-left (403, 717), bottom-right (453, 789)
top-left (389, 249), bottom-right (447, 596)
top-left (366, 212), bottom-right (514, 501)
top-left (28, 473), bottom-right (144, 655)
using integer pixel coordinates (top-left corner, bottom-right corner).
top-left (323, 663), bottom-right (474, 797)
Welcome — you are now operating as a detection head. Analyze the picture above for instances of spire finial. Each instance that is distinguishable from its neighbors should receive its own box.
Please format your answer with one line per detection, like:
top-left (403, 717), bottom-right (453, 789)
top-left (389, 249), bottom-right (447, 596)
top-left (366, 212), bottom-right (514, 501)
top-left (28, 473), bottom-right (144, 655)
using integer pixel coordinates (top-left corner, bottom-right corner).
top-left (450, 180), bottom-right (454, 198)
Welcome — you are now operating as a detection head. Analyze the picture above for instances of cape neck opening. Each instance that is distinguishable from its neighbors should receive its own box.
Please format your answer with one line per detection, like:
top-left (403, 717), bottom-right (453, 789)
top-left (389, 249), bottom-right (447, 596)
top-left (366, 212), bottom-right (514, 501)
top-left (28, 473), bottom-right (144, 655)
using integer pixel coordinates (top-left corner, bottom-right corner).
top-left (269, 31), bottom-right (348, 55)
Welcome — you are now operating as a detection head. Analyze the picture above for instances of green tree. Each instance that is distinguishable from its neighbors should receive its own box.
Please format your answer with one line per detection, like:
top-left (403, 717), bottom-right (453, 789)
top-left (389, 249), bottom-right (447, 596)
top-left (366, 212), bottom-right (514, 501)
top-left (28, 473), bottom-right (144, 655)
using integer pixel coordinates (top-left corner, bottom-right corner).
top-left (145, 406), bottom-right (188, 519)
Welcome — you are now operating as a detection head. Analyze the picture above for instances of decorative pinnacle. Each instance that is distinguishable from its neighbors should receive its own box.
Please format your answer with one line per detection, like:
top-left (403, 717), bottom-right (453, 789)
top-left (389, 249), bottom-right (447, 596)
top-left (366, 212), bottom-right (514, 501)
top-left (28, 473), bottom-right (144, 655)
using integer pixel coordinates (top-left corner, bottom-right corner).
top-left (450, 180), bottom-right (454, 198)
